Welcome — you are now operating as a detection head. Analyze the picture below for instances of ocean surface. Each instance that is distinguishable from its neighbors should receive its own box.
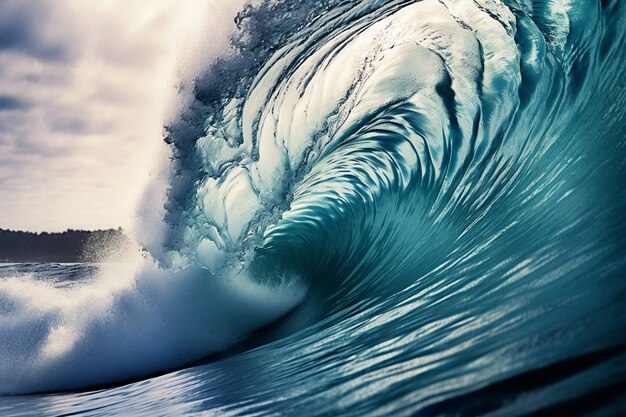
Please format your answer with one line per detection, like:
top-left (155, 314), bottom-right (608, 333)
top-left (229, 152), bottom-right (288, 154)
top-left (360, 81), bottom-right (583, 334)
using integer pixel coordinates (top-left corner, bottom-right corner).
top-left (1, 0), bottom-right (626, 415)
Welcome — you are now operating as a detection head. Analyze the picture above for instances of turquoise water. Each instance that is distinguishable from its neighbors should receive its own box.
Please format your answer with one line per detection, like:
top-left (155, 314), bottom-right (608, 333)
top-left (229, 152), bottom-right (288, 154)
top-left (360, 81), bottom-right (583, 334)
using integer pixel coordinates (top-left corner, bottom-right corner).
top-left (1, 0), bottom-right (626, 415)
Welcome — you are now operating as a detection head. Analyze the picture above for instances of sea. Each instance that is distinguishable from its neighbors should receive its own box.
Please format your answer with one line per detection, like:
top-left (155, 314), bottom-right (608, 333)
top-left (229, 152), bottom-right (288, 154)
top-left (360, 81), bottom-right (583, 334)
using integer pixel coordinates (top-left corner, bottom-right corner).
top-left (1, 0), bottom-right (625, 415)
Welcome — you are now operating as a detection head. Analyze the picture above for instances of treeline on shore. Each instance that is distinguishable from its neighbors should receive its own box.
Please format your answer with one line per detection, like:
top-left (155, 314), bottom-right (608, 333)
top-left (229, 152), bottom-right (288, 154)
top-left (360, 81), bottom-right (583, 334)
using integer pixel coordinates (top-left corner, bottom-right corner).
top-left (0, 228), bottom-right (133, 263)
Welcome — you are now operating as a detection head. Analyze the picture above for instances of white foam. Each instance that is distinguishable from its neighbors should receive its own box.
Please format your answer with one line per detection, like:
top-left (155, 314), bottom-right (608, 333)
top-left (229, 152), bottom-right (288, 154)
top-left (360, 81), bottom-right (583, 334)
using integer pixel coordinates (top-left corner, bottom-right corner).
top-left (0, 254), bottom-right (305, 394)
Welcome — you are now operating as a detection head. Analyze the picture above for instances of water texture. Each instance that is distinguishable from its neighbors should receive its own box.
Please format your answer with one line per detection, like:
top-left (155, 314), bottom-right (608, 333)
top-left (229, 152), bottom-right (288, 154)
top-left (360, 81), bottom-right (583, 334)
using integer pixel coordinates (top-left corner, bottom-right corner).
top-left (1, 0), bottom-right (625, 415)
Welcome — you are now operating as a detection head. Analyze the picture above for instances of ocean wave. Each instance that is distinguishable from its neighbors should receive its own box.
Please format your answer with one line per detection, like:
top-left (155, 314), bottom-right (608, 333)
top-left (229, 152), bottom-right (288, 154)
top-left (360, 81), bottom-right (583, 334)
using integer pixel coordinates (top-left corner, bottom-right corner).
top-left (1, 1), bottom-right (625, 411)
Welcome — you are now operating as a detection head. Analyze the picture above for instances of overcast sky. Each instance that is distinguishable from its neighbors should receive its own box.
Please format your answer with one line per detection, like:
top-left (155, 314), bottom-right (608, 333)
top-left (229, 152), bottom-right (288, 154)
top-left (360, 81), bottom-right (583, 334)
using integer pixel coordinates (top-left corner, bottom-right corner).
top-left (0, 0), bottom-right (223, 232)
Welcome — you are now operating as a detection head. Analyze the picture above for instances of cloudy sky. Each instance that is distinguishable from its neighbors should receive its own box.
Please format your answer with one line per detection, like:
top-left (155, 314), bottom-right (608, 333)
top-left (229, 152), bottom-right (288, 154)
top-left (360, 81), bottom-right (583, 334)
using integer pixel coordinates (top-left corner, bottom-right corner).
top-left (0, 0), bottom-right (240, 232)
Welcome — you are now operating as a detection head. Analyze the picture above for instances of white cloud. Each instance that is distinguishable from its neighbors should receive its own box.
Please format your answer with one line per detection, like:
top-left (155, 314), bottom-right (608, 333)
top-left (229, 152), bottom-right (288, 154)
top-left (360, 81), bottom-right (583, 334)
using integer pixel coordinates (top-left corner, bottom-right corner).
top-left (0, 0), bottom-right (250, 232)
top-left (0, 1), bottom-right (187, 232)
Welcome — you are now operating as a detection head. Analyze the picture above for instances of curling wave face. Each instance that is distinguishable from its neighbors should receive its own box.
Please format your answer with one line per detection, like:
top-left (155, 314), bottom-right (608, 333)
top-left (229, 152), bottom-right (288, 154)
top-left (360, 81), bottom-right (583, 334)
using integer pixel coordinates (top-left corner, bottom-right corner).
top-left (1, 0), bottom-right (626, 414)
top-left (163, 0), bottom-right (625, 313)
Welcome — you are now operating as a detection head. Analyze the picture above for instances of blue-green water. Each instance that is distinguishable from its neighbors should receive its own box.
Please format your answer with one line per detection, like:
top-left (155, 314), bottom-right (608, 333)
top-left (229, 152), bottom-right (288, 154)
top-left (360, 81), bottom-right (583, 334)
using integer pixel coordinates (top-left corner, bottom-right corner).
top-left (1, 0), bottom-right (626, 415)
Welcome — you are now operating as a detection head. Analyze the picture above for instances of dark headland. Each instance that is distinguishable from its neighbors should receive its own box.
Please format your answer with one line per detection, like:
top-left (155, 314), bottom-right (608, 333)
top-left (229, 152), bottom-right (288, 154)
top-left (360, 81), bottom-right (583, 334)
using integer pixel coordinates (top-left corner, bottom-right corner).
top-left (0, 228), bottom-right (133, 263)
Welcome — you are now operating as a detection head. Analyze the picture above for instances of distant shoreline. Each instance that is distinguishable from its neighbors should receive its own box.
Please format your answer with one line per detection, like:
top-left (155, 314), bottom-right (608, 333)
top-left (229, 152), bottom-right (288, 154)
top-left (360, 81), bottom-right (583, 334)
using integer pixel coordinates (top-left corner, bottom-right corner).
top-left (0, 228), bottom-right (133, 263)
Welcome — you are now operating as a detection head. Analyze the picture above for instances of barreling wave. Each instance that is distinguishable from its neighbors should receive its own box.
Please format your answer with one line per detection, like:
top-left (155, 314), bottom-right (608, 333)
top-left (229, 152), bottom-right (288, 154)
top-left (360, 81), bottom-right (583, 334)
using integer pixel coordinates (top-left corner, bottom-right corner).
top-left (1, 0), bottom-right (625, 413)
top-left (159, 0), bottom-right (625, 309)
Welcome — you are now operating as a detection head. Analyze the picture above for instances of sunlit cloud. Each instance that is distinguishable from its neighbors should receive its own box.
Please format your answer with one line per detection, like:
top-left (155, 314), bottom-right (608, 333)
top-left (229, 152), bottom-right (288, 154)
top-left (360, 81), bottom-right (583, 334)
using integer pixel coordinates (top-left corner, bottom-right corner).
top-left (0, 0), bottom-right (183, 232)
